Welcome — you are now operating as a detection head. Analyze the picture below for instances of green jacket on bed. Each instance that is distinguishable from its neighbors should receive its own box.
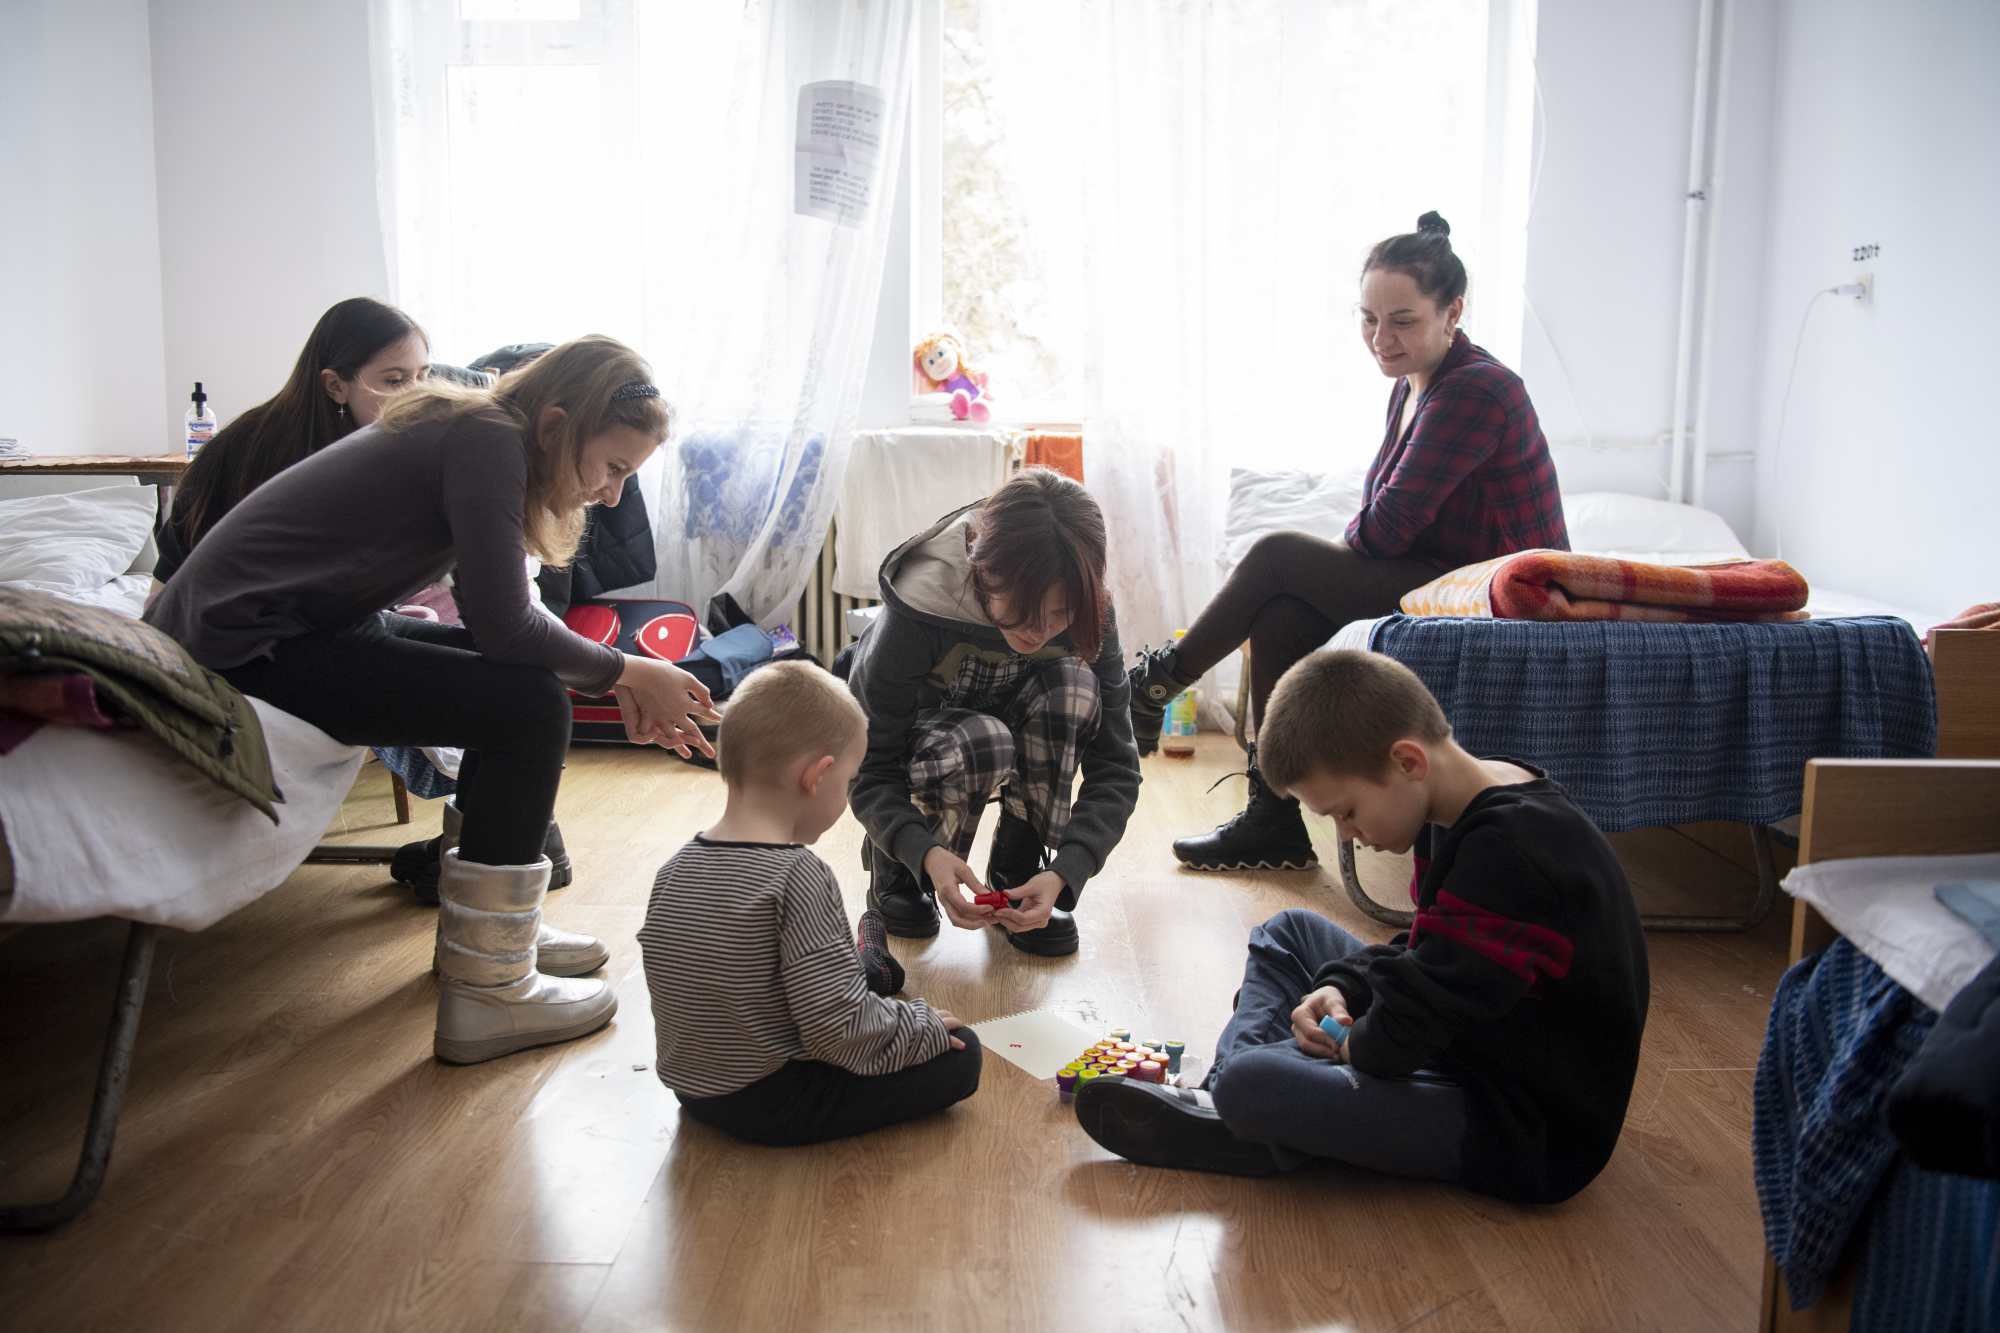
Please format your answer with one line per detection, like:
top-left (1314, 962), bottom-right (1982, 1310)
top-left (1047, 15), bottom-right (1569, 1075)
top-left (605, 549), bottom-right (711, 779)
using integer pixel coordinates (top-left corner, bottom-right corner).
top-left (0, 586), bottom-right (281, 820)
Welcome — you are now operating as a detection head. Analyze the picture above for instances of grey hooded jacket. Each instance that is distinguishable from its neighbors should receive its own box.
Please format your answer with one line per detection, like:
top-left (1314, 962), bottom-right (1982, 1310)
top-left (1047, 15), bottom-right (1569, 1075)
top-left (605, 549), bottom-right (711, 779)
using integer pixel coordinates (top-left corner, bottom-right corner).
top-left (845, 502), bottom-right (1142, 898)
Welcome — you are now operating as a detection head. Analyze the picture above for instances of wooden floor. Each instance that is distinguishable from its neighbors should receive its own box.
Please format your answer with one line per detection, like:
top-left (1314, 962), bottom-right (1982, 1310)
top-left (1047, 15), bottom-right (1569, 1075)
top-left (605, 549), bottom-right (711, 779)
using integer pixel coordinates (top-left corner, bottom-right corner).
top-left (0, 734), bottom-right (1792, 1332)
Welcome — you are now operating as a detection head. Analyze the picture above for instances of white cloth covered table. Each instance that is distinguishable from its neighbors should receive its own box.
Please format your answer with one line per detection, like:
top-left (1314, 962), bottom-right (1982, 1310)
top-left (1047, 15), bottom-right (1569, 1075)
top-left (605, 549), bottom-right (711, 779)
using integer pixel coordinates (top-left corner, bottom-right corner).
top-left (832, 427), bottom-right (1011, 598)
top-left (0, 698), bottom-right (365, 930)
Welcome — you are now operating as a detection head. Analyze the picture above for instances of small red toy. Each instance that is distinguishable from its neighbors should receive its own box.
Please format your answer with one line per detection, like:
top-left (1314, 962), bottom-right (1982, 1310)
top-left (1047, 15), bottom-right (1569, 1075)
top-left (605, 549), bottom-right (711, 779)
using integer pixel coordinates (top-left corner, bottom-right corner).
top-left (972, 891), bottom-right (1010, 909)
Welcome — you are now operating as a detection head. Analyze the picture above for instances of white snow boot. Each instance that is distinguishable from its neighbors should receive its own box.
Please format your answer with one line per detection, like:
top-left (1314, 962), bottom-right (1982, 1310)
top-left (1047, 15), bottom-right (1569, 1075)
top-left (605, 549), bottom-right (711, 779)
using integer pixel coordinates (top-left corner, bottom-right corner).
top-left (433, 850), bottom-right (617, 1065)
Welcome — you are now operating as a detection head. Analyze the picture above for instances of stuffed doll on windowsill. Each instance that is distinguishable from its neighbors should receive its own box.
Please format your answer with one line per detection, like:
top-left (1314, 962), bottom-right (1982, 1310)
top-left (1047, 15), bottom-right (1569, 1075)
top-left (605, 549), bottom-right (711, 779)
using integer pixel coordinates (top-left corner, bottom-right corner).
top-left (913, 331), bottom-right (993, 423)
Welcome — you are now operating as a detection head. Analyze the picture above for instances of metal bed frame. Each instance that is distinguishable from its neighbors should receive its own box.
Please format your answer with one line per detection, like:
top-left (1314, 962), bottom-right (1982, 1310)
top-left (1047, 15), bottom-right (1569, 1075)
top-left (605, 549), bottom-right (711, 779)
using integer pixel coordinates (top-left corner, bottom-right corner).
top-left (2, 775), bottom-right (409, 1232)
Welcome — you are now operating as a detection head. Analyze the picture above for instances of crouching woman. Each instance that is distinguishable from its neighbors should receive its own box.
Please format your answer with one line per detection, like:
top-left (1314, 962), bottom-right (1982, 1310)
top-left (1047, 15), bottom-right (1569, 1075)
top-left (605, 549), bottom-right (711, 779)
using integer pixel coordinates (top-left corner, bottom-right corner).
top-left (846, 469), bottom-right (1142, 958)
top-left (144, 336), bottom-right (716, 1065)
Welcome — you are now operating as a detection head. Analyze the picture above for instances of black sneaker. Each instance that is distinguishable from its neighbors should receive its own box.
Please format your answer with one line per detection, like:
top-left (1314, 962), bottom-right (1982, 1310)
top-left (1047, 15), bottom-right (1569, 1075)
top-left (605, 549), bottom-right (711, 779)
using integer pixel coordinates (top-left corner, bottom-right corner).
top-left (1074, 1076), bottom-right (1280, 1177)
top-left (393, 820), bottom-right (574, 907)
top-left (1126, 643), bottom-right (1198, 758)
top-left (864, 842), bottom-right (939, 938)
top-left (1171, 764), bottom-right (1318, 871)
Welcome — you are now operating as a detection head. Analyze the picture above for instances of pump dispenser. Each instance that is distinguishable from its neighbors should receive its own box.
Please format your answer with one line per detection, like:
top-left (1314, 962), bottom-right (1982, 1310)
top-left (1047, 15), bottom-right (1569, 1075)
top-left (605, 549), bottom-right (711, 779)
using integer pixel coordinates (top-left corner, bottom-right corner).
top-left (185, 382), bottom-right (215, 458)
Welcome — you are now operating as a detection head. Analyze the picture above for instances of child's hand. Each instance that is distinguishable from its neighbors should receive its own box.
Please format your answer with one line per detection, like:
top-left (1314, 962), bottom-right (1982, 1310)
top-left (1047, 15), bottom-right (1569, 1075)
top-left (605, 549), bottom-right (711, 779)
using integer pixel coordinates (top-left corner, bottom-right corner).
top-left (924, 847), bottom-right (997, 929)
top-left (936, 1007), bottom-right (967, 1051)
top-left (994, 870), bottom-right (1064, 932)
top-left (1292, 987), bottom-right (1354, 1062)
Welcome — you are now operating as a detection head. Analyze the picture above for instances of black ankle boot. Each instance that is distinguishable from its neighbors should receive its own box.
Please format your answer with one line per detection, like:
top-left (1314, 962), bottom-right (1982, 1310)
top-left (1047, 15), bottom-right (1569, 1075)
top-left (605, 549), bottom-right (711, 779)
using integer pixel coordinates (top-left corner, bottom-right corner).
top-left (986, 808), bottom-right (1046, 894)
top-left (864, 841), bottom-right (939, 938)
top-left (1171, 762), bottom-right (1318, 871)
top-left (394, 819), bottom-right (573, 906)
top-left (1126, 644), bottom-right (1199, 758)
top-left (984, 808), bottom-right (1079, 956)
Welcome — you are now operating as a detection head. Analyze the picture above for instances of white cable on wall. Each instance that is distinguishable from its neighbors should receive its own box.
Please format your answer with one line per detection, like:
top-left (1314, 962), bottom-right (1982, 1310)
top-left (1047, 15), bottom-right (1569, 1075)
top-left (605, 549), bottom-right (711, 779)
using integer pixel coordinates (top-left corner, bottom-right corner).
top-left (1770, 285), bottom-right (1864, 560)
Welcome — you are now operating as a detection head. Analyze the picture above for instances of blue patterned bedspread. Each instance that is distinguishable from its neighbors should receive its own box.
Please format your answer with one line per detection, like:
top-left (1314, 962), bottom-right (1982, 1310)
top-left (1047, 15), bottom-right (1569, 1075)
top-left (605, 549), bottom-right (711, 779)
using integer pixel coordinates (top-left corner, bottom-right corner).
top-left (1754, 939), bottom-right (2000, 1328)
top-left (1367, 615), bottom-right (1935, 831)
top-left (372, 746), bottom-right (455, 800)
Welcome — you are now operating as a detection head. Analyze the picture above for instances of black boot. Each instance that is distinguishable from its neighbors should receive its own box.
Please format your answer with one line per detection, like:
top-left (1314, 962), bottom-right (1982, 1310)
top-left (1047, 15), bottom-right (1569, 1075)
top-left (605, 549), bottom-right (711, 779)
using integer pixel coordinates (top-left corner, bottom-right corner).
top-left (1171, 761), bottom-right (1318, 871)
top-left (1126, 644), bottom-right (1199, 758)
top-left (986, 808), bottom-right (1079, 957)
top-left (863, 840), bottom-right (939, 938)
top-left (394, 819), bottom-right (573, 906)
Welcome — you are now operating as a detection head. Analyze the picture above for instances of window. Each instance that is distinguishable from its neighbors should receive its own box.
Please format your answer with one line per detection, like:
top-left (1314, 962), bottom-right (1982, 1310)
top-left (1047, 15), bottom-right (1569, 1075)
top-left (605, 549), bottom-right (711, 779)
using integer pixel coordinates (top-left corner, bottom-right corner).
top-left (934, 0), bottom-right (1074, 418)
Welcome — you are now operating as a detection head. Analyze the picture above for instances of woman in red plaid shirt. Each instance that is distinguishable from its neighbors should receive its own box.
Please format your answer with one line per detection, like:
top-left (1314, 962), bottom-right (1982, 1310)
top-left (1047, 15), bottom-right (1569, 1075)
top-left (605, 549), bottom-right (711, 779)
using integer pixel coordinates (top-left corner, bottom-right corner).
top-left (1130, 212), bottom-right (1568, 872)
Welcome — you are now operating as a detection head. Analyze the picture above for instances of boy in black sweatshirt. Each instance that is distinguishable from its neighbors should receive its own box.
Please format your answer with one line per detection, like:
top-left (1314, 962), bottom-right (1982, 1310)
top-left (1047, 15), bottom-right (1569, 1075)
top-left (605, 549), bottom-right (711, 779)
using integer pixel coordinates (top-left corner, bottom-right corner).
top-left (1076, 650), bottom-right (1648, 1204)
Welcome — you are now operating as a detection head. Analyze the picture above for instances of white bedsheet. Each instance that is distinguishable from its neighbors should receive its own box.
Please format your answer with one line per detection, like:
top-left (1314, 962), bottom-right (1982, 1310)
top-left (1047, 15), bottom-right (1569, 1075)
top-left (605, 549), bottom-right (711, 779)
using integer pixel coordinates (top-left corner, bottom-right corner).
top-left (0, 699), bottom-right (365, 931)
top-left (1782, 854), bottom-right (2000, 1013)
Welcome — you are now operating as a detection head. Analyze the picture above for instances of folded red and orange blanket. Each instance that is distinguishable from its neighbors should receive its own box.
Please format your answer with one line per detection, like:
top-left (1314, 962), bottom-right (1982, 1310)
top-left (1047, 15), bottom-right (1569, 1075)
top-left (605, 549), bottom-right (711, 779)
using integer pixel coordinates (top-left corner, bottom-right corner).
top-left (1401, 550), bottom-right (1810, 624)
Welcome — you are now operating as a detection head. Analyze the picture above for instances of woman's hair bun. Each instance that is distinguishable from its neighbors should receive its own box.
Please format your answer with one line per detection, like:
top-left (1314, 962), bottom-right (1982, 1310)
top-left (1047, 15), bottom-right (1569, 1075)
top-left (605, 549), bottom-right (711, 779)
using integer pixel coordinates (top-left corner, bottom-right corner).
top-left (1416, 211), bottom-right (1451, 238)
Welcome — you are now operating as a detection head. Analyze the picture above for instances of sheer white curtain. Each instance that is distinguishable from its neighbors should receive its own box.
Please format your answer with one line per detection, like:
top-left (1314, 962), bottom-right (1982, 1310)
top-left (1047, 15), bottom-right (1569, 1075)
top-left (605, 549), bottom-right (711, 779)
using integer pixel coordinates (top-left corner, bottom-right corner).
top-left (980, 0), bottom-right (1508, 719)
top-left (372, 0), bottom-right (914, 626)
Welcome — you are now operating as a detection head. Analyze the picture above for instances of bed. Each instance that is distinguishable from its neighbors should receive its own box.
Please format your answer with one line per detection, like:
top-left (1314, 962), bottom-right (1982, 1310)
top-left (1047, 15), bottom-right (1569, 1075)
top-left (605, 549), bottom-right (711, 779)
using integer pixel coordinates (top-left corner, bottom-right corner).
top-left (0, 478), bottom-right (373, 1230)
top-left (1754, 757), bottom-right (2000, 1331)
top-left (1220, 473), bottom-right (1951, 932)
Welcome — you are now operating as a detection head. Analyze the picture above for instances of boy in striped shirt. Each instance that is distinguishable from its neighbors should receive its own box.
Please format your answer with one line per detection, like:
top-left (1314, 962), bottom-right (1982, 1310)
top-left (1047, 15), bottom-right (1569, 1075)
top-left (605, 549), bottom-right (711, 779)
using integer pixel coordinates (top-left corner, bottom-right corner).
top-left (640, 661), bottom-right (981, 1145)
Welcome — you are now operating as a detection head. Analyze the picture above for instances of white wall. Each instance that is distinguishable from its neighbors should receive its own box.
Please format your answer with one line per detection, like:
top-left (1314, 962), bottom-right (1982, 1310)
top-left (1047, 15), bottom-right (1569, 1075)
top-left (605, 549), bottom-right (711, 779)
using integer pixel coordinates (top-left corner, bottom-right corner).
top-left (148, 0), bottom-right (390, 438)
top-left (1522, 0), bottom-right (1776, 542)
top-left (1748, 0), bottom-right (1998, 615)
top-left (0, 0), bottom-right (168, 457)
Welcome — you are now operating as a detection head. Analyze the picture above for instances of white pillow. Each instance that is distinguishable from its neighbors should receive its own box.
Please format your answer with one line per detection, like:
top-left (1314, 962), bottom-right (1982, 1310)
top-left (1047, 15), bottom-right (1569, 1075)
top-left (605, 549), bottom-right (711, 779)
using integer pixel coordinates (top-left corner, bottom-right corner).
top-left (1561, 491), bottom-right (1750, 565)
top-left (1222, 467), bottom-right (1369, 568)
top-left (0, 485), bottom-right (159, 592)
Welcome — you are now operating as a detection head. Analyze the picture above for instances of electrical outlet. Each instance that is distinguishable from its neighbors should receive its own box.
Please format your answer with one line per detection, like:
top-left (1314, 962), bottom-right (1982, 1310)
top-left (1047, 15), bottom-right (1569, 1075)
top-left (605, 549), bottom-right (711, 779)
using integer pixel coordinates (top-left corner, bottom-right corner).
top-left (1854, 273), bottom-right (1873, 306)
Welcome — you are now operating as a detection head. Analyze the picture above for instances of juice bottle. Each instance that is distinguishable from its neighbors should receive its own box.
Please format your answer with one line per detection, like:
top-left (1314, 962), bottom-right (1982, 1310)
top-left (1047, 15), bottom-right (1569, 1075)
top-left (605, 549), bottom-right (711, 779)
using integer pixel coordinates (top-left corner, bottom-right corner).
top-left (1161, 629), bottom-right (1197, 756)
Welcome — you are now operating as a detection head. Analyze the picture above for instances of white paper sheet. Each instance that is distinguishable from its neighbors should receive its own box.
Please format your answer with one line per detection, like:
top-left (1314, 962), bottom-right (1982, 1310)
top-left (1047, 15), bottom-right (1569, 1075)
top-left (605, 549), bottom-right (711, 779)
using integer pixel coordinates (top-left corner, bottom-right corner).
top-left (794, 79), bottom-right (887, 227)
top-left (969, 1008), bottom-right (1100, 1081)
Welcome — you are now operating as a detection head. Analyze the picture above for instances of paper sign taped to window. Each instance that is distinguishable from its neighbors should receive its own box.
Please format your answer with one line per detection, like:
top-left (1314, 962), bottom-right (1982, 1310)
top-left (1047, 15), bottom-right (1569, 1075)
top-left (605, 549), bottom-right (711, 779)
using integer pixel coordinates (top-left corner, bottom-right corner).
top-left (795, 79), bottom-right (887, 228)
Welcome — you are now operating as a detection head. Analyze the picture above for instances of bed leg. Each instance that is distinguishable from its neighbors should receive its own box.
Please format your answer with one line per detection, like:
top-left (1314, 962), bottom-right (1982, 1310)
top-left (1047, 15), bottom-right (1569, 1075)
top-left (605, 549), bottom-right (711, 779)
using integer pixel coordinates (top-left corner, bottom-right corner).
top-left (391, 772), bottom-right (410, 825)
top-left (1338, 839), bottom-right (1416, 930)
top-left (0, 919), bottom-right (158, 1233)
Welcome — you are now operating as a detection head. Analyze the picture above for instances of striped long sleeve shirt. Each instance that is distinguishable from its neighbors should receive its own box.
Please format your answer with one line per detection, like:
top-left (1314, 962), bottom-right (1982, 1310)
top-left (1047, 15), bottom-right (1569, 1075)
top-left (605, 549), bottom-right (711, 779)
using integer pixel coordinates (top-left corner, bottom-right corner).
top-left (638, 836), bottom-right (950, 1098)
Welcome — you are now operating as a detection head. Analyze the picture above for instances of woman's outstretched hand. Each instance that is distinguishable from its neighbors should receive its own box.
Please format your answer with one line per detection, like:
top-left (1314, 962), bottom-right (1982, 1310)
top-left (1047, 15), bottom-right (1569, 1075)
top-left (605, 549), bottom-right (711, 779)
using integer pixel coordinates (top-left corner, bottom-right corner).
top-left (615, 656), bottom-right (720, 757)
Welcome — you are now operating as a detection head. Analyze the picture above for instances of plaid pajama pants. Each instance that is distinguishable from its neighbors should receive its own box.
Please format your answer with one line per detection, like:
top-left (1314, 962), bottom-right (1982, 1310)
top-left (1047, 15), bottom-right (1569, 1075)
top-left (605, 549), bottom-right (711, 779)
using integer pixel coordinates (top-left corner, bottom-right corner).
top-left (905, 657), bottom-right (1102, 859)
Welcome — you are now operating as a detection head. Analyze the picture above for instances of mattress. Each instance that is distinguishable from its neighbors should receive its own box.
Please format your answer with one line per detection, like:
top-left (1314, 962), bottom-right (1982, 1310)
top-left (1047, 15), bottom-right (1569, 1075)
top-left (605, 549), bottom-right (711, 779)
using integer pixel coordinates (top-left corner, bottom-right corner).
top-left (0, 698), bottom-right (365, 931)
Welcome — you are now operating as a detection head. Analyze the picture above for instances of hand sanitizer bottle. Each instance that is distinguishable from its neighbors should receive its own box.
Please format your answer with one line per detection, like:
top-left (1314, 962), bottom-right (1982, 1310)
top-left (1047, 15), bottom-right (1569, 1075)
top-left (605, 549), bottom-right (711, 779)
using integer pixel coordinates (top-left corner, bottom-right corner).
top-left (185, 382), bottom-right (215, 458)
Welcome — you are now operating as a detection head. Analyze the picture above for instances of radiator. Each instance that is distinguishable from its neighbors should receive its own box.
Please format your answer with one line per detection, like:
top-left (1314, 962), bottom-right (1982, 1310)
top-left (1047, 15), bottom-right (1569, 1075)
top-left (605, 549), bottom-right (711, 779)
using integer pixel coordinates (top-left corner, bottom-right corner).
top-left (795, 516), bottom-right (879, 666)
top-left (794, 438), bottom-right (1035, 665)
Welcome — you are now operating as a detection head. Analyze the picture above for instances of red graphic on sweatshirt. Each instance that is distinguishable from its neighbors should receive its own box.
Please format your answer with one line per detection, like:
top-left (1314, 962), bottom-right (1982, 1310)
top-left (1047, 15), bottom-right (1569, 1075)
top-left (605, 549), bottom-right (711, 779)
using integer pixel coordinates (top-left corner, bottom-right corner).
top-left (1413, 889), bottom-right (1574, 991)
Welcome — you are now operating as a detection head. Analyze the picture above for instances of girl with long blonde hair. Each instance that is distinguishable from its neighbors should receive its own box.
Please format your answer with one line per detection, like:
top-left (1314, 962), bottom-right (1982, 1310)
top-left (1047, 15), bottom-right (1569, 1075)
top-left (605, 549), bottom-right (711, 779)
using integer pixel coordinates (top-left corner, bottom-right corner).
top-left (146, 335), bottom-right (716, 1065)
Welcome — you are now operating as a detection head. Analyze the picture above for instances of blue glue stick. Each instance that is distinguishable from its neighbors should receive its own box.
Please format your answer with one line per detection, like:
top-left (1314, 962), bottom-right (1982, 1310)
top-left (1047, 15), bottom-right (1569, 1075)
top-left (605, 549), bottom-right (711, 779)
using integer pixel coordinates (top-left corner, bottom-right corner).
top-left (1318, 1015), bottom-right (1351, 1045)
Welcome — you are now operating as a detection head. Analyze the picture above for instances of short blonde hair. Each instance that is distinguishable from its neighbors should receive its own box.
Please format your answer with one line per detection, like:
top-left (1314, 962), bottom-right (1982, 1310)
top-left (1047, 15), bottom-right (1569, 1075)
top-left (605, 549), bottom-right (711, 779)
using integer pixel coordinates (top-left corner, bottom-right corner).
top-left (1259, 650), bottom-right (1452, 792)
top-left (717, 661), bottom-right (867, 785)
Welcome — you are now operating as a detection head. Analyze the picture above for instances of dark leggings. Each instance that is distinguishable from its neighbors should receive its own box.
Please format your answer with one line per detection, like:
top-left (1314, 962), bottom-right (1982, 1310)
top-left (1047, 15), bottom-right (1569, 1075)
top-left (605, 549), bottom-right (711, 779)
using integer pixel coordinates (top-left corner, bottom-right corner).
top-left (219, 612), bottom-right (574, 866)
top-left (1174, 531), bottom-right (1437, 723)
top-left (676, 1030), bottom-right (983, 1147)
